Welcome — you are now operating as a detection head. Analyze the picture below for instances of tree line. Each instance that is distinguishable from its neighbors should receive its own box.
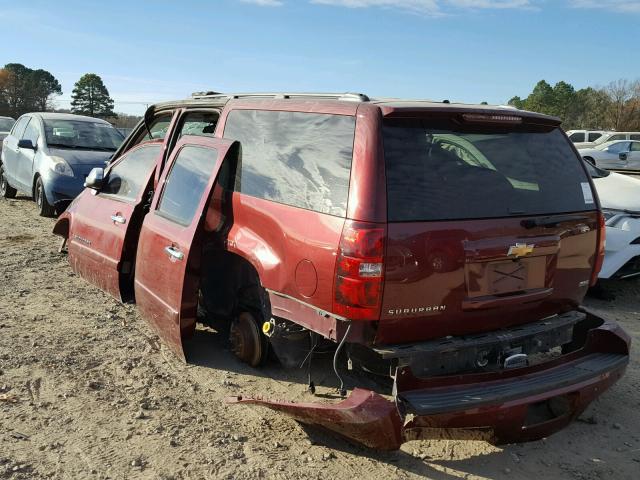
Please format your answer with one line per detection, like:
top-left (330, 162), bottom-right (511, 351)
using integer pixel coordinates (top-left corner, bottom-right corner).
top-left (3, 62), bottom-right (638, 132)
top-left (509, 79), bottom-right (640, 131)
top-left (0, 63), bottom-right (115, 119)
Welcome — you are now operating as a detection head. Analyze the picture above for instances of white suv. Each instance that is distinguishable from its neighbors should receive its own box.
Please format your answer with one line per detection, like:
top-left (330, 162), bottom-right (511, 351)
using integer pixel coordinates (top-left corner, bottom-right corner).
top-left (566, 129), bottom-right (607, 144)
top-left (574, 131), bottom-right (640, 149)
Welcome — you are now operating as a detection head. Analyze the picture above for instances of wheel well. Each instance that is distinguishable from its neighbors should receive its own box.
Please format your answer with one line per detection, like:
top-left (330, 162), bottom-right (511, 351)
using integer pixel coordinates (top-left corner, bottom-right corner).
top-left (199, 248), bottom-right (270, 325)
top-left (53, 217), bottom-right (70, 238)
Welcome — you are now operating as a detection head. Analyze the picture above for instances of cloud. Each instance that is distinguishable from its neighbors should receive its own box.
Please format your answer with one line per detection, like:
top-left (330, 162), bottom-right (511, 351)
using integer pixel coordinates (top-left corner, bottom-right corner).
top-left (569, 0), bottom-right (640, 12)
top-left (240, 0), bottom-right (284, 6)
top-left (310, 0), bottom-right (532, 15)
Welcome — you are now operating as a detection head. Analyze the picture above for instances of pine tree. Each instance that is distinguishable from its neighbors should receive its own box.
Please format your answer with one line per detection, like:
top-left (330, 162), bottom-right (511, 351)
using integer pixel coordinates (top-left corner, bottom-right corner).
top-left (70, 73), bottom-right (115, 118)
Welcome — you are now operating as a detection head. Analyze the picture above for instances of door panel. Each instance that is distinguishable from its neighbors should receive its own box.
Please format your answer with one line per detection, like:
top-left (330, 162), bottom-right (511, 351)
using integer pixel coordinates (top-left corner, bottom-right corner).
top-left (629, 144), bottom-right (640, 169)
top-left (2, 117), bottom-right (29, 188)
top-left (67, 143), bottom-right (163, 300)
top-left (17, 118), bottom-right (39, 189)
top-left (134, 136), bottom-right (236, 360)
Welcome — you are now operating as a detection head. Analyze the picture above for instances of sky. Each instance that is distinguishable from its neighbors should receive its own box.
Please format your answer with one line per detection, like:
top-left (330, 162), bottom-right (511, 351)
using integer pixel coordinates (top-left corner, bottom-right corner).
top-left (1, 0), bottom-right (639, 115)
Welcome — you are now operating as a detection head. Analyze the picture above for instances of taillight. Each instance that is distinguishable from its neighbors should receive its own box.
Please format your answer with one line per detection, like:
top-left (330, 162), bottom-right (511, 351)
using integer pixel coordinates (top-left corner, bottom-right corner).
top-left (591, 212), bottom-right (606, 286)
top-left (333, 221), bottom-right (385, 320)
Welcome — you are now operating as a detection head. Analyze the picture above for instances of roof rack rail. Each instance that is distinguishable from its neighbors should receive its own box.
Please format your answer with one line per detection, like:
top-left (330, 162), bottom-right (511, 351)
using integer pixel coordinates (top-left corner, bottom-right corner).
top-left (190, 91), bottom-right (370, 102)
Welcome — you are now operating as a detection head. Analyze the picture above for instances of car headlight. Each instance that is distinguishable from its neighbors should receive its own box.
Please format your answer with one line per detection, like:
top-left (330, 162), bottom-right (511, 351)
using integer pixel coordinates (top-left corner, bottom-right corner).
top-left (48, 156), bottom-right (74, 177)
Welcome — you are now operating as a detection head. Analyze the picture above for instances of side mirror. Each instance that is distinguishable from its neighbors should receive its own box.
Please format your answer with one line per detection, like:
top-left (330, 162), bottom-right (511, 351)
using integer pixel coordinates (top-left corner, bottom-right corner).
top-left (619, 152), bottom-right (628, 162)
top-left (17, 139), bottom-right (36, 150)
top-left (85, 167), bottom-right (104, 190)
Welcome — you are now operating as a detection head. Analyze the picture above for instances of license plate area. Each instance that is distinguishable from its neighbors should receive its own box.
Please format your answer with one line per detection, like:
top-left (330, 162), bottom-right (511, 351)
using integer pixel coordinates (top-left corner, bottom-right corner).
top-left (466, 257), bottom-right (547, 298)
top-left (489, 261), bottom-right (528, 294)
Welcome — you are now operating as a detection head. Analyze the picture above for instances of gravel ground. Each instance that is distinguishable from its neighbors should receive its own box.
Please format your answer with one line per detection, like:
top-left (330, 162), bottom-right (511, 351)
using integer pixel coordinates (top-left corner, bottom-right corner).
top-left (1, 194), bottom-right (639, 480)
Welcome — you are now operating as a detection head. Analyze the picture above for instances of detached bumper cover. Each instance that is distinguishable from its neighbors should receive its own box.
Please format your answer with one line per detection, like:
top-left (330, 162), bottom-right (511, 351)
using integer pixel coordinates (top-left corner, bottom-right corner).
top-left (227, 309), bottom-right (630, 450)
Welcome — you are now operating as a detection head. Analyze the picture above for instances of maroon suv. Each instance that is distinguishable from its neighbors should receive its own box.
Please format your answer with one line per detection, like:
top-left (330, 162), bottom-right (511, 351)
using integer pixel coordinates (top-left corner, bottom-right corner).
top-left (54, 92), bottom-right (630, 450)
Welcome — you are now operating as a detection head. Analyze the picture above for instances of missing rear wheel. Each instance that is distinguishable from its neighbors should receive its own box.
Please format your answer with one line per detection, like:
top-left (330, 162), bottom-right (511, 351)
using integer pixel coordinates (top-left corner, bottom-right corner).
top-left (229, 311), bottom-right (268, 367)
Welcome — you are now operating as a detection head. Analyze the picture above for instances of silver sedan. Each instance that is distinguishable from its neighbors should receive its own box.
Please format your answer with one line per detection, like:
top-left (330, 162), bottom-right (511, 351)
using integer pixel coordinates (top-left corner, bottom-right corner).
top-left (579, 140), bottom-right (640, 171)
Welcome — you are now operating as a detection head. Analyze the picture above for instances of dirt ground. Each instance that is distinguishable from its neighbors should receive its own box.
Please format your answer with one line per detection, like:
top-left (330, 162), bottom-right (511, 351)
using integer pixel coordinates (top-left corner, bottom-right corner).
top-left (0, 195), bottom-right (638, 480)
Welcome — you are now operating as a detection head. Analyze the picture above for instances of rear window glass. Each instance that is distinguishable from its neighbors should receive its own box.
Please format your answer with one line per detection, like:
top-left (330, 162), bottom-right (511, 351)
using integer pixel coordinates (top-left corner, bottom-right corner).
top-left (223, 110), bottom-right (355, 217)
top-left (383, 119), bottom-right (593, 222)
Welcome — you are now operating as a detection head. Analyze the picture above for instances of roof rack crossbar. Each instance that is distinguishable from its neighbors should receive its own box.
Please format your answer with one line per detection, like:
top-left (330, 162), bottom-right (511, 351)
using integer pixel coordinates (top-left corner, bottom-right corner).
top-left (190, 91), bottom-right (370, 102)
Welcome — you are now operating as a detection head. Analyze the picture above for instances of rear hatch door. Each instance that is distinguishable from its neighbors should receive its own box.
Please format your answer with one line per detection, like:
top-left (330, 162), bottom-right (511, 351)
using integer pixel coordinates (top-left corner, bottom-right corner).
top-left (378, 114), bottom-right (599, 345)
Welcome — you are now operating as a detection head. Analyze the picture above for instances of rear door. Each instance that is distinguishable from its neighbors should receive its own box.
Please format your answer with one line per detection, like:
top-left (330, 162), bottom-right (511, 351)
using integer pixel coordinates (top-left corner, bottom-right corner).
top-left (628, 142), bottom-right (640, 169)
top-left (379, 115), bottom-right (599, 345)
top-left (607, 141), bottom-right (632, 169)
top-left (67, 142), bottom-right (163, 300)
top-left (134, 136), bottom-right (236, 360)
top-left (2, 116), bottom-right (29, 187)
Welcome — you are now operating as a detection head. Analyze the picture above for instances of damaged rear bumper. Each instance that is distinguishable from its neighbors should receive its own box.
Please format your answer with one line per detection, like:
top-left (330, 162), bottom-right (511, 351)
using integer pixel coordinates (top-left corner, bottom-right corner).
top-left (227, 309), bottom-right (630, 450)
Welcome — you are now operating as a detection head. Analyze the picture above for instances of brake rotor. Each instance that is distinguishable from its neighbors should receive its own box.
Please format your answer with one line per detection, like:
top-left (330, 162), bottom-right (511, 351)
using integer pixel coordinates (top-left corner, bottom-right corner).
top-left (229, 312), bottom-right (265, 367)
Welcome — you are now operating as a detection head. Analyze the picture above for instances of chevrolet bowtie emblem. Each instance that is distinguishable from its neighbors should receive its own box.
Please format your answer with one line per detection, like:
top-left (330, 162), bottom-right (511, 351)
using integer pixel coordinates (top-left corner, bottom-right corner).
top-left (508, 243), bottom-right (535, 258)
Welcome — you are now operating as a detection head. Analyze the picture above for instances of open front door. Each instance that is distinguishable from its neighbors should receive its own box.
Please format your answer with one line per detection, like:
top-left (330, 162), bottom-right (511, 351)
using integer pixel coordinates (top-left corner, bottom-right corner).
top-left (134, 136), bottom-right (237, 360)
top-left (66, 142), bottom-right (164, 300)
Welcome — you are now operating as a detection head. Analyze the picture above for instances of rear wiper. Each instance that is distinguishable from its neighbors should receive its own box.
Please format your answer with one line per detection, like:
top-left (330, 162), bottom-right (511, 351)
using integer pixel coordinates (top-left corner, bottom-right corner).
top-left (521, 215), bottom-right (591, 229)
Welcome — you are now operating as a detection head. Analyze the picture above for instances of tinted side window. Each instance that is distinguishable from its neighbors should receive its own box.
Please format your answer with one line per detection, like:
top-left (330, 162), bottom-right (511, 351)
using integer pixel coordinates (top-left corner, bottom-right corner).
top-left (223, 110), bottom-right (355, 217)
top-left (588, 132), bottom-right (602, 142)
top-left (11, 117), bottom-right (29, 138)
top-left (157, 145), bottom-right (218, 226)
top-left (22, 119), bottom-right (40, 144)
top-left (630, 142), bottom-right (640, 152)
top-left (178, 111), bottom-right (218, 138)
top-left (630, 134), bottom-right (640, 141)
top-left (101, 144), bottom-right (161, 202)
top-left (609, 134), bottom-right (625, 141)
top-left (568, 132), bottom-right (584, 142)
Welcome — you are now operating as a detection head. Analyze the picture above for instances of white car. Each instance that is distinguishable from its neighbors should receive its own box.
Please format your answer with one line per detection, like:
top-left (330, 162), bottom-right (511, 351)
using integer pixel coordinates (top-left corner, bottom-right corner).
top-left (579, 140), bottom-right (640, 171)
top-left (586, 161), bottom-right (640, 280)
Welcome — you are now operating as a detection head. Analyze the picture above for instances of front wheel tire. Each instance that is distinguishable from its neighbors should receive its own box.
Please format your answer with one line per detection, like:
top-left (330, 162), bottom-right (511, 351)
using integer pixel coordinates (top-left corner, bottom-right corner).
top-left (0, 165), bottom-right (17, 199)
top-left (35, 177), bottom-right (55, 217)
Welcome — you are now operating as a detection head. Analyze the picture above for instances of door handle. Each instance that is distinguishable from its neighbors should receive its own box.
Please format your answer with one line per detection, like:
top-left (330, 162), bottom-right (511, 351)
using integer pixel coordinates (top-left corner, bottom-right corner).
top-left (164, 246), bottom-right (184, 261)
top-left (111, 214), bottom-right (126, 224)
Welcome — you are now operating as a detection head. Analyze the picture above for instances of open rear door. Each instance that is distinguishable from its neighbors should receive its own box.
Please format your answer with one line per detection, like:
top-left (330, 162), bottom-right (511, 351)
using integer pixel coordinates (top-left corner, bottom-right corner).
top-left (134, 136), bottom-right (237, 360)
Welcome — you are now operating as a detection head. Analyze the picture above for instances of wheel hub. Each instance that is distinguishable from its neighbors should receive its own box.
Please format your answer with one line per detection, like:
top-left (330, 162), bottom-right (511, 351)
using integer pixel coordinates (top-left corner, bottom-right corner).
top-left (229, 312), bottom-right (265, 367)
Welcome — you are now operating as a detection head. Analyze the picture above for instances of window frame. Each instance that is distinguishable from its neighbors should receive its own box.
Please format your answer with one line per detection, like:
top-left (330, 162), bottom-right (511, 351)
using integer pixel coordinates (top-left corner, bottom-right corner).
top-left (99, 141), bottom-right (163, 205)
top-left (21, 117), bottom-right (41, 145)
top-left (11, 116), bottom-right (30, 139)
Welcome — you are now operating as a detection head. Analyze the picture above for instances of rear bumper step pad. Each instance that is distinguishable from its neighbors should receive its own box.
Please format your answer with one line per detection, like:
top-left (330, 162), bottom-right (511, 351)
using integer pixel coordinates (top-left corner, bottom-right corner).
top-left (400, 352), bottom-right (627, 415)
